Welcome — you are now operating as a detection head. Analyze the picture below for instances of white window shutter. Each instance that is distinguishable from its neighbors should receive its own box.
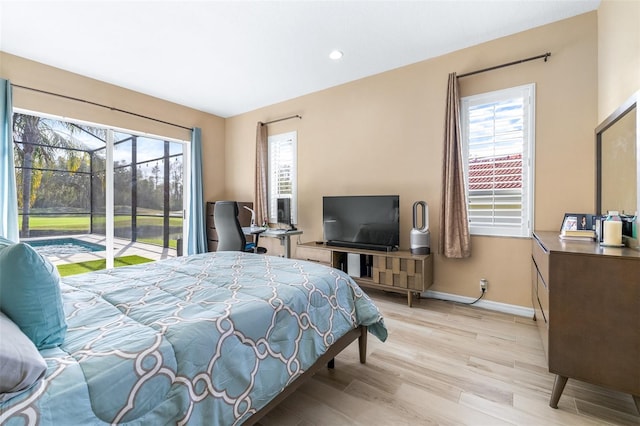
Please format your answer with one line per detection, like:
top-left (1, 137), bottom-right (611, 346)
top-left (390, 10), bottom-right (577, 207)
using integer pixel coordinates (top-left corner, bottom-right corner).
top-left (268, 131), bottom-right (297, 224)
top-left (462, 84), bottom-right (535, 238)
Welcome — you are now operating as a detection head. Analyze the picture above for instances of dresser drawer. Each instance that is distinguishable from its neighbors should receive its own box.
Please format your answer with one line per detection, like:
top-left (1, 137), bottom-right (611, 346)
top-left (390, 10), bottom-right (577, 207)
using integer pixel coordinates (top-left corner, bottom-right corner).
top-left (532, 236), bottom-right (550, 289)
top-left (534, 294), bottom-right (549, 359)
top-left (295, 245), bottom-right (331, 264)
top-left (536, 271), bottom-right (549, 321)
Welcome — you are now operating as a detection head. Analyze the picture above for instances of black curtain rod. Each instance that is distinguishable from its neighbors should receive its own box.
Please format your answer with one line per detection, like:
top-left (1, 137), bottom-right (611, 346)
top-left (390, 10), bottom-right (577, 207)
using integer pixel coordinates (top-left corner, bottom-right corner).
top-left (457, 52), bottom-right (551, 79)
top-left (12, 84), bottom-right (192, 131)
top-left (262, 114), bottom-right (302, 126)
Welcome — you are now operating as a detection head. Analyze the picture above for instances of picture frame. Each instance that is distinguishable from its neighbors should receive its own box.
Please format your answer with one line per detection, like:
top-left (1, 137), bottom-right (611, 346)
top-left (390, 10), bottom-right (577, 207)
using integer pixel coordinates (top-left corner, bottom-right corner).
top-left (560, 213), bottom-right (594, 232)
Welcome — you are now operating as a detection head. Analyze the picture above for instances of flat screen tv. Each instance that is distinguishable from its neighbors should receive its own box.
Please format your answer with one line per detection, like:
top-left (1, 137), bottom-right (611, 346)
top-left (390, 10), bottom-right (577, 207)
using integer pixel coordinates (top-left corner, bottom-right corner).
top-left (277, 197), bottom-right (292, 227)
top-left (322, 195), bottom-right (400, 251)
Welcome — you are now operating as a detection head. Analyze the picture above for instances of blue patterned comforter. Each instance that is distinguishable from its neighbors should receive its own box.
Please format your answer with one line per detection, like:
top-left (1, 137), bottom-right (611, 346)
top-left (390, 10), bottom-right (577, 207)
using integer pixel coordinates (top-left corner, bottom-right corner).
top-left (1, 252), bottom-right (386, 425)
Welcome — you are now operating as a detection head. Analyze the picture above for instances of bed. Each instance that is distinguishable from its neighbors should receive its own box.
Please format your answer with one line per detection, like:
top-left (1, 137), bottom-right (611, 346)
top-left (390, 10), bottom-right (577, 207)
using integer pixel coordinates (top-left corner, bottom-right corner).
top-left (0, 244), bottom-right (387, 426)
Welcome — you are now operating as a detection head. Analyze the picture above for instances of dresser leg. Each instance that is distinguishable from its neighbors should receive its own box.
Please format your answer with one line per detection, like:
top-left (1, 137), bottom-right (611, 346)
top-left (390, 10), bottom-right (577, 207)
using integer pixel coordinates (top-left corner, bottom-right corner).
top-left (407, 291), bottom-right (413, 307)
top-left (549, 375), bottom-right (568, 408)
top-left (633, 395), bottom-right (640, 415)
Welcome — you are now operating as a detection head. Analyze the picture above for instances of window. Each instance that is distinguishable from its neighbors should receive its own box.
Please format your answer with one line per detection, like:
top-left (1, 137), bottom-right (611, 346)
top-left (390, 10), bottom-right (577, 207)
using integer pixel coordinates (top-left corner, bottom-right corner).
top-left (461, 84), bottom-right (535, 237)
top-left (268, 131), bottom-right (297, 224)
top-left (12, 111), bottom-right (187, 265)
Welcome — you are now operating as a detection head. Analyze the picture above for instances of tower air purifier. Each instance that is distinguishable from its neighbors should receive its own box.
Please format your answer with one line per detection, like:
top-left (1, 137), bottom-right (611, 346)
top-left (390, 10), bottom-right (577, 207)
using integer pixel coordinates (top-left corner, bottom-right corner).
top-left (410, 201), bottom-right (430, 255)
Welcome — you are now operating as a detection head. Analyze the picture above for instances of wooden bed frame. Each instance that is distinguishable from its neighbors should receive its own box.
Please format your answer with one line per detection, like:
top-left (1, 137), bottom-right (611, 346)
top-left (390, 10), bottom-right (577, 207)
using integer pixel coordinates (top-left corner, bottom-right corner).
top-left (244, 325), bottom-right (368, 425)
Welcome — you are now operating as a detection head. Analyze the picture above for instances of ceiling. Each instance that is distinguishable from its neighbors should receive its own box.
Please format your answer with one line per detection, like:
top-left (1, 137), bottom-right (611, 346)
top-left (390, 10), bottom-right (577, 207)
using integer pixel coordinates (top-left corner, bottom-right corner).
top-left (0, 1), bottom-right (599, 118)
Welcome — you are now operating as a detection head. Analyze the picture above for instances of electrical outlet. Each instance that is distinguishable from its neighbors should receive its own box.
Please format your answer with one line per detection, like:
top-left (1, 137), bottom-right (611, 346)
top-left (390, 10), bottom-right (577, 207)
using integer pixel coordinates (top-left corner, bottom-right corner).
top-left (479, 278), bottom-right (488, 292)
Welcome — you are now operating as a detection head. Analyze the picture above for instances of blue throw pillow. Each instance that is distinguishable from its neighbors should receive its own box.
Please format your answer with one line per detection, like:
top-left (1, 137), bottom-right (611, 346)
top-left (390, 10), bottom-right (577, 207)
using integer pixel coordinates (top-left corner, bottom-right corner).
top-left (0, 242), bottom-right (67, 349)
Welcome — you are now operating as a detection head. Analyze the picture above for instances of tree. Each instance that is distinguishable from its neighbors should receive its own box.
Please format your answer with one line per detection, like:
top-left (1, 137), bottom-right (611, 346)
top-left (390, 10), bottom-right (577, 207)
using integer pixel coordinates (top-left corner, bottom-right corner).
top-left (12, 114), bottom-right (94, 237)
top-left (170, 156), bottom-right (183, 211)
top-left (35, 154), bottom-right (91, 210)
top-left (151, 162), bottom-right (161, 189)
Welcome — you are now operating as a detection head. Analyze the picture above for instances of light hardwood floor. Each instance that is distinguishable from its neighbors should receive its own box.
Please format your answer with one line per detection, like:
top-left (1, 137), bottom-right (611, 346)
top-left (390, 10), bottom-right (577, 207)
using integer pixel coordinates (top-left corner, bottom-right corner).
top-left (258, 290), bottom-right (640, 425)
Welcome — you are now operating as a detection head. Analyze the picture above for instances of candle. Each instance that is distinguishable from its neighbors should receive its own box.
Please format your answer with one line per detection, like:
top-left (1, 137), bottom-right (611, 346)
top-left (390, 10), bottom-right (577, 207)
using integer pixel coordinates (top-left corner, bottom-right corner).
top-left (603, 220), bottom-right (622, 245)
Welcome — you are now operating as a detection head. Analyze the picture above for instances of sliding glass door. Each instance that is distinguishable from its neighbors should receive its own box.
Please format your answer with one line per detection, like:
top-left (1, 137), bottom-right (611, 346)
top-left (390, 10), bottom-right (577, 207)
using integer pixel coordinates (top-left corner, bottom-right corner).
top-left (13, 110), bottom-right (186, 270)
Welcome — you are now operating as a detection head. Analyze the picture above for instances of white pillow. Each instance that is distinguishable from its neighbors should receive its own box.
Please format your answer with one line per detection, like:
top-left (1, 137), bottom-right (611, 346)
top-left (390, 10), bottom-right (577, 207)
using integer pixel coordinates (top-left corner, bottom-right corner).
top-left (0, 311), bottom-right (47, 402)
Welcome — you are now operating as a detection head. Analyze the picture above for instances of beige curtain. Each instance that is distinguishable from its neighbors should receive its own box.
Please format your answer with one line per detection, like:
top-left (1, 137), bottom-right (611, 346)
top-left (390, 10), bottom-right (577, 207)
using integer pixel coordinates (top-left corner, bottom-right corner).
top-left (439, 73), bottom-right (471, 258)
top-left (254, 122), bottom-right (269, 226)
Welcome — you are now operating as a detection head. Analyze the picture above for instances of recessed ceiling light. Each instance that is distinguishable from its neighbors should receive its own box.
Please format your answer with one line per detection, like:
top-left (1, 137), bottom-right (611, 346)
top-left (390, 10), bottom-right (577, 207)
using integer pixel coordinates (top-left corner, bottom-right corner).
top-left (329, 50), bottom-right (343, 60)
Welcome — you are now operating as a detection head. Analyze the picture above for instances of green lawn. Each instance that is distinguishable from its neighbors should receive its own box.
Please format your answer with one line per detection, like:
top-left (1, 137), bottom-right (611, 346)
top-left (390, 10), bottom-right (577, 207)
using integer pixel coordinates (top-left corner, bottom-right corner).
top-left (20, 215), bottom-right (182, 230)
top-left (137, 237), bottom-right (179, 249)
top-left (57, 255), bottom-right (154, 277)
top-left (20, 215), bottom-right (90, 232)
top-left (19, 214), bottom-right (182, 249)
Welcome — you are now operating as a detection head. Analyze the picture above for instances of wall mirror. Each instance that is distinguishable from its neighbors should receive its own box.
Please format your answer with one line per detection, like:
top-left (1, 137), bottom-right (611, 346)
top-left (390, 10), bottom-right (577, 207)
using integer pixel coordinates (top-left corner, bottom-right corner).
top-left (596, 91), bottom-right (639, 247)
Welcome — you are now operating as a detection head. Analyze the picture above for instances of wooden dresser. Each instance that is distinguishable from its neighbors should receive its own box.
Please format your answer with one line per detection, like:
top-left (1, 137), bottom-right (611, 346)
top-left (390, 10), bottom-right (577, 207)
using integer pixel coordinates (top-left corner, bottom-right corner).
top-left (531, 231), bottom-right (640, 412)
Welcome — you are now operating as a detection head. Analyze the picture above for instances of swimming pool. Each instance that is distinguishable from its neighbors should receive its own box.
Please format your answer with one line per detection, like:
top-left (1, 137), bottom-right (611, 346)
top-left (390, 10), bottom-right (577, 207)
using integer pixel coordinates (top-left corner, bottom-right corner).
top-left (25, 238), bottom-right (106, 257)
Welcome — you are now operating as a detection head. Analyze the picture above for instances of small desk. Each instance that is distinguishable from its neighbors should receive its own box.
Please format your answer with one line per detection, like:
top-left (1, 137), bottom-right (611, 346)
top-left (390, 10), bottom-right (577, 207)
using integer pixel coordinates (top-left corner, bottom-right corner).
top-left (261, 229), bottom-right (303, 258)
top-left (242, 226), bottom-right (266, 249)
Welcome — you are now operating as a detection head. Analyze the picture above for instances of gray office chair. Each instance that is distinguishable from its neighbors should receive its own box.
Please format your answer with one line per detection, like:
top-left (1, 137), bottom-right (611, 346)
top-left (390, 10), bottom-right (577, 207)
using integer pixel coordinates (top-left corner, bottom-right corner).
top-left (213, 201), bottom-right (257, 252)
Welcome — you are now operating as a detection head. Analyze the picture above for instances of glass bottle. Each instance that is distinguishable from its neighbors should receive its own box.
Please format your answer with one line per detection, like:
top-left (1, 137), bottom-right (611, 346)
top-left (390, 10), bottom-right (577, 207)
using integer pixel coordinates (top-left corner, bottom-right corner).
top-left (603, 210), bottom-right (622, 246)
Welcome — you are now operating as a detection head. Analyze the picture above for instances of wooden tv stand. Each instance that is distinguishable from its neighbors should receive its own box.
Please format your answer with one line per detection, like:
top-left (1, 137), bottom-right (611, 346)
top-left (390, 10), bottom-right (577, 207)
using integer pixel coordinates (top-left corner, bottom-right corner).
top-left (295, 242), bottom-right (433, 307)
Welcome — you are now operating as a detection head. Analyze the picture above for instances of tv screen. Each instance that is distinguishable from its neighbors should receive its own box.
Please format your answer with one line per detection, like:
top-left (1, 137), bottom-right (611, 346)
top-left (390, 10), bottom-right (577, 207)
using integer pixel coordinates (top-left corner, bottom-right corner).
top-left (323, 195), bottom-right (399, 251)
top-left (277, 197), bottom-right (292, 226)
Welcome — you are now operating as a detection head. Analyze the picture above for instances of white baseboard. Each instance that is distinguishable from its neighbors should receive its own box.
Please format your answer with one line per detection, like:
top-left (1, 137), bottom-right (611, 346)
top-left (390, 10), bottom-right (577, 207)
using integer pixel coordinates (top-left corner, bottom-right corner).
top-left (422, 290), bottom-right (535, 318)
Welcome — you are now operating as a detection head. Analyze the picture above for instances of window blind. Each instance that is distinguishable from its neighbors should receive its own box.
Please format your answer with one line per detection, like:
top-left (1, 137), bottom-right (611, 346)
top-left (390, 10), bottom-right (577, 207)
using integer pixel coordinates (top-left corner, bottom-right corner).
top-left (462, 84), bottom-right (534, 237)
top-left (268, 131), bottom-right (297, 224)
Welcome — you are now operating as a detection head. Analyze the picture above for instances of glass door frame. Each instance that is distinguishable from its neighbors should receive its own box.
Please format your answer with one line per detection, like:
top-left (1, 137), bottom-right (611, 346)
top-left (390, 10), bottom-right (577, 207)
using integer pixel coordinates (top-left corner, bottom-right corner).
top-left (13, 108), bottom-right (190, 265)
